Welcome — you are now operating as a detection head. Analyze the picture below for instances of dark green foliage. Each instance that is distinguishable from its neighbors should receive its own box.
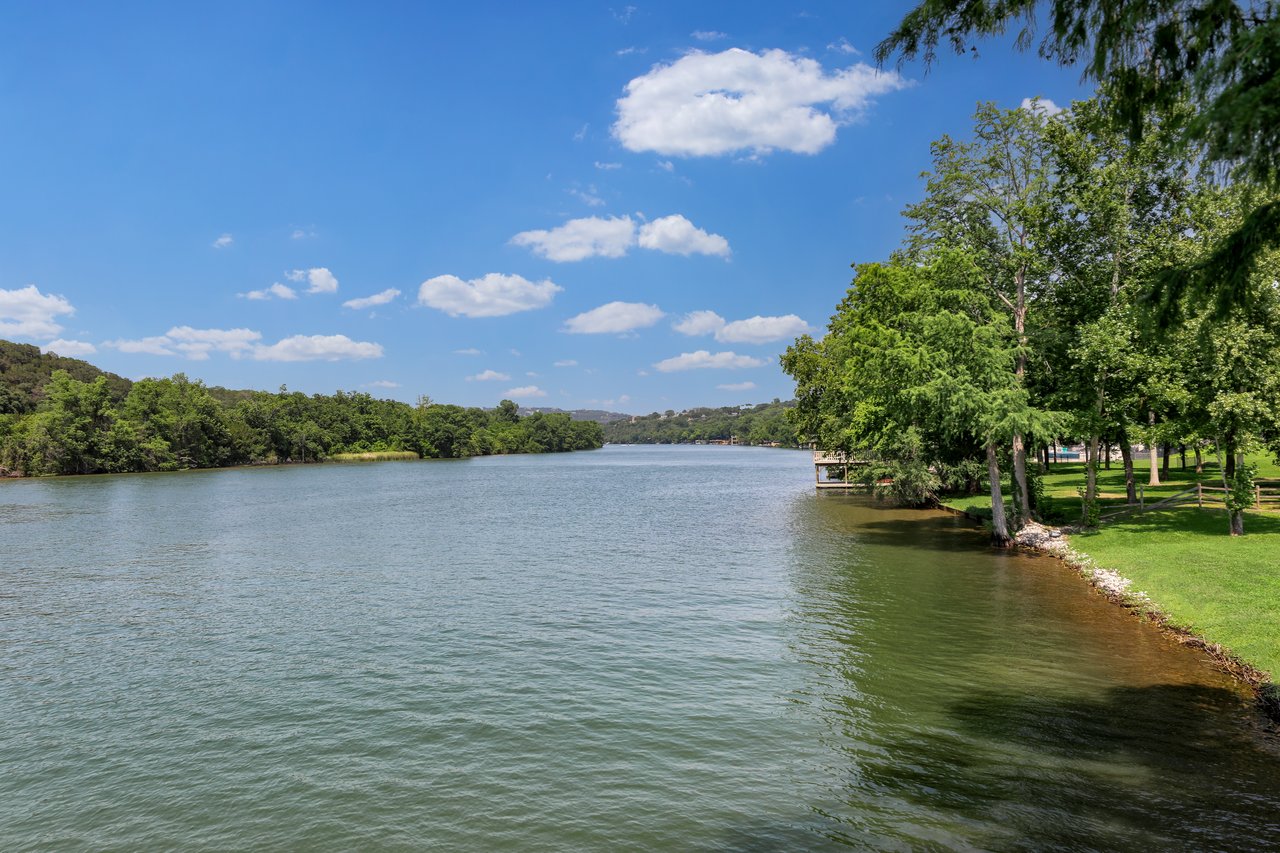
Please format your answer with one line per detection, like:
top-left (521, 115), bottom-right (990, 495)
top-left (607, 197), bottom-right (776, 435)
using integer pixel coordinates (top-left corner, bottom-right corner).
top-left (0, 354), bottom-right (603, 477)
top-left (602, 401), bottom-right (798, 446)
top-left (0, 339), bottom-right (132, 413)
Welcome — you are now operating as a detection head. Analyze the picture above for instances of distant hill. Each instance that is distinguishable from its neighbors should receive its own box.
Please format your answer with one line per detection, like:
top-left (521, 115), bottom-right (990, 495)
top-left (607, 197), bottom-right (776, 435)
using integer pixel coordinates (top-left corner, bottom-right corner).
top-left (0, 339), bottom-right (133, 414)
top-left (602, 400), bottom-right (799, 446)
top-left (517, 406), bottom-right (632, 424)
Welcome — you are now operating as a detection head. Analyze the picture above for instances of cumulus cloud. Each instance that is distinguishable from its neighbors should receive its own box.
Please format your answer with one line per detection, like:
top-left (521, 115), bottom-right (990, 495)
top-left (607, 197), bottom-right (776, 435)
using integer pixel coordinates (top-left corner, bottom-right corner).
top-left (467, 369), bottom-right (511, 382)
top-left (241, 282), bottom-right (298, 301)
top-left (106, 326), bottom-right (262, 360)
top-left (614, 47), bottom-right (908, 157)
top-left (563, 301), bottom-right (665, 334)
top-left (716, 314), bottom-right (811, 343)
top-left (717, 381), bottom-right (757, 391)
top-left (512, 213), bottom-right (729, 261)
top-left (1021, 96), bottom-right (1064, 116)
top-left (673, 310), bottom-right (810, 343)
top-left (342, 288), bottom-right (401, 310)
top-left (672, 310), bottom-right (726, 336)
top-left (42, 339), bottom-right (97, 357)
top-left (653, 350), bottom-right (765, 372)
top-left (0, 285), bottom-right (75, 340)
top-left (637, 215), bottom-right (730, 257)
top-left (553, 359), bottom-right (578, 367)
top-left (252, 334), bottom-right (383, 362)
top-left (212, 233), bottom-right (234, 249)
top-left (503, 385), bottom-right (547, 399)
top-left (286, 267), bottom-right (339, 294)
top-left (510, 216), bottom-right (635, 262)
top-left (418, 273), bottom-right (561, 318)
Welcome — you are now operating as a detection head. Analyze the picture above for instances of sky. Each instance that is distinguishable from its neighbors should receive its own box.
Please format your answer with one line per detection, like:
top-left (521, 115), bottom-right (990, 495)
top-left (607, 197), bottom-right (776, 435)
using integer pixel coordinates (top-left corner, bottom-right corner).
top-left (0, 2), bottom-right (1091, 414)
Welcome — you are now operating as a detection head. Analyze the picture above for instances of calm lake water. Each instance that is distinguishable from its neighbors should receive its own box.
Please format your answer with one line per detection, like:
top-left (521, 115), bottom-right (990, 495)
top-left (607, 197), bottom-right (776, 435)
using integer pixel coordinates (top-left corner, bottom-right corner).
top-left (3, 444), bottom-right (1279, 851)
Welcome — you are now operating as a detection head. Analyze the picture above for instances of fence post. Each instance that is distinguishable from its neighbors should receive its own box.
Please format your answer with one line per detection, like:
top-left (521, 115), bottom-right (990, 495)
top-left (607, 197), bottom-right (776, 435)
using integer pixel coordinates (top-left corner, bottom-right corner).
top-left (1257, 485), bottom-right (1263, 508)
top-left (1197, 482), bottom-right (1203, 508)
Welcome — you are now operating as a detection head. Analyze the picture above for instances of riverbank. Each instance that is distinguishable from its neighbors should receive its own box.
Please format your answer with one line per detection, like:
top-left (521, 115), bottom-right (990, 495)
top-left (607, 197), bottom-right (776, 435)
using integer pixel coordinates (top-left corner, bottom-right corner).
top-left (944, 497), bottom-right (1280, 718)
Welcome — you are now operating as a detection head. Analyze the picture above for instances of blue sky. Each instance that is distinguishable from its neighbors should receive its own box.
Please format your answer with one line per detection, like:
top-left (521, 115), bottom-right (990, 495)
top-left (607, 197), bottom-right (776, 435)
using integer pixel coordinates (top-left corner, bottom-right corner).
top-left (0, 2), bottom-right (1089, 413)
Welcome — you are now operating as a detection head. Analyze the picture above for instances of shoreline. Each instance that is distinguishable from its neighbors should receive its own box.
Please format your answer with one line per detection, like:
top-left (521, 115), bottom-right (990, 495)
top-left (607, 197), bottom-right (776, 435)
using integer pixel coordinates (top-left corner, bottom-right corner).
top-left (939, 503), bottom-right (1279, 720)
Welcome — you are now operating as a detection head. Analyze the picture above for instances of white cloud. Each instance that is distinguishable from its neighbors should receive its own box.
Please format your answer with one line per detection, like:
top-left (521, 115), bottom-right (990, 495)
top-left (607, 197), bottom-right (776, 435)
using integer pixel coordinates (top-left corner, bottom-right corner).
top-left (342, 288), bottom-right (401, 310)
top-left (106, 326), bottom-right (262, 360)
top-left (453, 347), bottom-right (483, 355)
top-left (568, 187), bottom-right (606, 207)
top-left (716, 314), bottom-right (811, 343)
top-left (827, 37), bottom-right (860, 55)
top-left (673, 310), bottom-right (726, 336)
top-left (656, 159), bottom-right (675, 172)
top-left (286, 267), bottom-right (339, 293)
top-left (418, 273), bottom-right (561, 318)
top-left (637, 215), bottom-right (730, 257)
top-left (291, 228), bottom-right (317, 240)
top-left (366, 380), bottom-right (400, 389)
top-left (563, 301), bottom-right (665, 334)
top-left (241, 282), bottom-right (298, 301)
top-left (1021, 96), bottom-right (1064, 116)
top-left (673, 310), bottom-right (811, 343)
top-left (503, 385), bottom-right (547, 399)
top-left (553, 359), bottom-right (578, 367)
top-left (717, 381), bottom-right (757, 391)
top-left (692, 30), bottom-right (727, 40)
top-left (614, 48), bottom-right (908, 157)
top-left (616, 46), bottom-right (645, 56)
top-left (653, 350), bottom-right (765, 372)
top-left (467, 369), bottom-right (511, 382)
top-left (212, 233), bottom-right (234, 249)
top-left (42, 339), bottom-right (97, 357)
top-left (252, 334), bottom-right (383, 362)
top-left (0, 285), bottom-right (75, 339)
top-left (594, 161), bottom-right (622, 170)
top-left (510, 215), bottom-right (635, 262)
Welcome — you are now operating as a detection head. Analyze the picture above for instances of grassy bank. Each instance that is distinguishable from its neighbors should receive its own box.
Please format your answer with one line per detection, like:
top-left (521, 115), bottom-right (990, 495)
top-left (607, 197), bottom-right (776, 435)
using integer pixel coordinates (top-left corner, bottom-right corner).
top-left (327, 451), bottom-right (421, 462)
top-left (941, 454), bottom-right (1280, 682)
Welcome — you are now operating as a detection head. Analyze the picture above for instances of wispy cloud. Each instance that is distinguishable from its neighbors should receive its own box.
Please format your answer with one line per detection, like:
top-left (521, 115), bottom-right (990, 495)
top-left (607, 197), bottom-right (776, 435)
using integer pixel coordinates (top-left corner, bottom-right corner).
top-left (653, 350), bottom-right (765, 372)
top-left (691, 30), bottom-right (727, 41)
top-left (241, 282), bottom-right (298, 301)
top-left (453, 347), bottom-right (483, 356)
top-left (212, 233), bottom-right (233, 249)
top-left (553, 359), bottom-right (578, 367)
top-left (342, 288), bottom-right (401, 310)
top-left (252, 334), bottom-right (382, 362)
top-left (503, 385), bottom-right (547, 399)
top-left (467, 369), bottom-right (511, 381)
top-left (366, 379), bottom-right (400, 389)
top-left (717, 381), bottom-right (757, 391)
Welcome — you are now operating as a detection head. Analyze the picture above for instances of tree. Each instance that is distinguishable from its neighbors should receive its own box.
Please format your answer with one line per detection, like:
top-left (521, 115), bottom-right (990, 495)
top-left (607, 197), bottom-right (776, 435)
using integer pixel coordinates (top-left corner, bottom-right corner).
top-left (877, 0), bottom-right (1280, 322)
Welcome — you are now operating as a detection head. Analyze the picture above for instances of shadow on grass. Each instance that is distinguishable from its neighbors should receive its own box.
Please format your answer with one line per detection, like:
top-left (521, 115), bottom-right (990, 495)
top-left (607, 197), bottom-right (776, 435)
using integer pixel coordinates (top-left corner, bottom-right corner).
top-left (1075, 506), bottom-right (1280, 540)
top-left (847, 682), bottom-right (1280, 850)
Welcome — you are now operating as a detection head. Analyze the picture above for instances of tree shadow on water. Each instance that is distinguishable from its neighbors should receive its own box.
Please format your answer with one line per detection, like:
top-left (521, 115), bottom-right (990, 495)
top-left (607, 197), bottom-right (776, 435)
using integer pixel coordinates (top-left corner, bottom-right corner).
top-left (846, 683), bottom-right (1280, 851)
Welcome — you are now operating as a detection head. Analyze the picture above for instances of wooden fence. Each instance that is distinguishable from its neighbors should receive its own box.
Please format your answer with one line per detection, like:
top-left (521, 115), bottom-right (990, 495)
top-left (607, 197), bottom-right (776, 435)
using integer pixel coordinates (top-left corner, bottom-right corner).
top-left (1099, 478), bottom-right (1280, 521)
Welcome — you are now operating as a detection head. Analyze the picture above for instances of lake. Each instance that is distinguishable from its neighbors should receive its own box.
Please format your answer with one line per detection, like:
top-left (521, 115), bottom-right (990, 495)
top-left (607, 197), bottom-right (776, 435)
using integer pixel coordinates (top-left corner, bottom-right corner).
top-left (3, 444), bottom-right (1278, 850)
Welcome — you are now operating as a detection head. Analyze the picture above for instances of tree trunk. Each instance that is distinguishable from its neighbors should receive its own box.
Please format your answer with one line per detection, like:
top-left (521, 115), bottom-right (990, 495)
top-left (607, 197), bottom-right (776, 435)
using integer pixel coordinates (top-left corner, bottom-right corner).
top-left (1086, 434), bottom-right (1100, 517)
top-left (1119, 436), bottom-right (1137, 504)
top-left (1147, 410), bottom-right (1161, 486)
top-left (1103, 440), bottom-right (1112, 469)
top-left (1195, 445), bottom-right (1203, 474)
top-left (1162, 444), bottom-right (1171, 480)
top-left (1230, 510), bottom-right (1245, 536)
top-left (1012, 433), bottom-right (1030, 529)
top-left (1180, 444), bottom-right (1186, 470)
top-left (987, 443), bottom-right (1011, 547)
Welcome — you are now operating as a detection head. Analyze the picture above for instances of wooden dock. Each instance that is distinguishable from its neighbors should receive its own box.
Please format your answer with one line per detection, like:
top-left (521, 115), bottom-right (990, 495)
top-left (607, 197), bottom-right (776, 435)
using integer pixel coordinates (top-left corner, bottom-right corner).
top-left (813, 450), bottom-right (866, 489)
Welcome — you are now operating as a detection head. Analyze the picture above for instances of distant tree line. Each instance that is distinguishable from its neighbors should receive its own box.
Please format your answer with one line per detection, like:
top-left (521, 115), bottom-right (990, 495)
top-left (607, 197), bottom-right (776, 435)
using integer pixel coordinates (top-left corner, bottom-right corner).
top-left (0, 348), bottom-right (602, 476)
top-left (603, 401), bottom-right (798, 446)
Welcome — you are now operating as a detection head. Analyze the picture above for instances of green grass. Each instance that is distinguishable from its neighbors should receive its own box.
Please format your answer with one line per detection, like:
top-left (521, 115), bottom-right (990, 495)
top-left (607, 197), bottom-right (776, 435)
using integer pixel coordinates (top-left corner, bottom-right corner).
top-left (939, 452), bottom-right (1280, 679)
top-left (1071, 507), bottom-right (1280, 679)
top-left (327, 451), bottom-right (420, 462)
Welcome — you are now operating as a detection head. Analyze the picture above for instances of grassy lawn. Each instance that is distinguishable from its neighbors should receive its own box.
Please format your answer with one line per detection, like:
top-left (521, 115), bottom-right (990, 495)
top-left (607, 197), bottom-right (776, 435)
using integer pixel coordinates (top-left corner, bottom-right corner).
top-left (1071, 508), bottom-right (1280, 679)
top-left (940, 452), bottom-right (1280, 680)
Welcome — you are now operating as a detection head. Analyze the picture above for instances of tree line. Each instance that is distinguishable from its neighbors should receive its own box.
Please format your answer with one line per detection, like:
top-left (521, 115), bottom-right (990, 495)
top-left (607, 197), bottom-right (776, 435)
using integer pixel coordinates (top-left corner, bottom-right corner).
top-left (603, 401), bottom-right (798, 446)
top-left (0, 353), bottom-right (602, 477)
top-left (783, 90), bottom-right (1279, 541)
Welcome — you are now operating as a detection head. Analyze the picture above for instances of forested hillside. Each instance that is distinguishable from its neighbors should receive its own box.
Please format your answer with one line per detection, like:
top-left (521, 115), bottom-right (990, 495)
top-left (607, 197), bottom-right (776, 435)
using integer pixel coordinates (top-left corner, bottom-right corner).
top-left (0, 340), bottom-right (132, 413)
top-left (0, 344), bottom-right (603, 476)
top-left (603, 401), bottom-right (798, 446)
